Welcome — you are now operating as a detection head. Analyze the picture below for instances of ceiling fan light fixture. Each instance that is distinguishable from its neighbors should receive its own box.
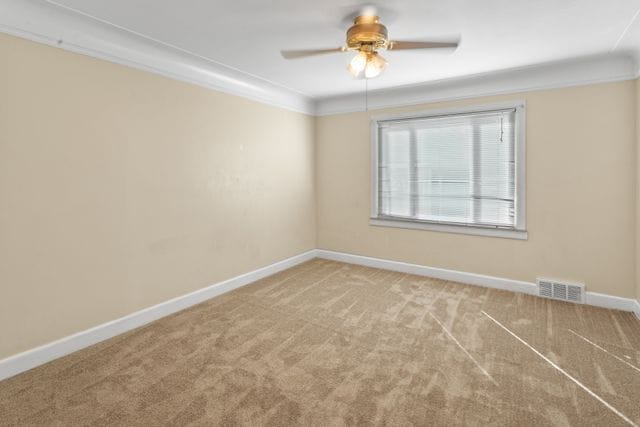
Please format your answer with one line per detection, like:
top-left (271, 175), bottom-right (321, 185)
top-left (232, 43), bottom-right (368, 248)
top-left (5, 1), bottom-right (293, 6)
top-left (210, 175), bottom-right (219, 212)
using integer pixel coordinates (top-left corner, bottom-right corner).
top-left (364, 52), bottom-right (387, 79)
top-left (281, 14), bottom-right (458, 79)
top-left (347, 51), bottom-right (368, 77)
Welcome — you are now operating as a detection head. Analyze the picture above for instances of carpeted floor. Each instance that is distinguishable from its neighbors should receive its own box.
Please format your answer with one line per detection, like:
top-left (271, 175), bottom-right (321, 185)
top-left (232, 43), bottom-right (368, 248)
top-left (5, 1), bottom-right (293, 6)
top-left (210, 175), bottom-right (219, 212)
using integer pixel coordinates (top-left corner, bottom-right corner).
top-left (1, 258), bottom-right (640, 426)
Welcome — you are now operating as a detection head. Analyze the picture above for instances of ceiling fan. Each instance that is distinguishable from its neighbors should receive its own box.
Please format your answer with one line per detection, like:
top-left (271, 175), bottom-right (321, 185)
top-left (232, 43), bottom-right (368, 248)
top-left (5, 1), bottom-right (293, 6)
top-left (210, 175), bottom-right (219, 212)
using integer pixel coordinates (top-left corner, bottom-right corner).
top-left (281, 12), bottom-right (459, 79)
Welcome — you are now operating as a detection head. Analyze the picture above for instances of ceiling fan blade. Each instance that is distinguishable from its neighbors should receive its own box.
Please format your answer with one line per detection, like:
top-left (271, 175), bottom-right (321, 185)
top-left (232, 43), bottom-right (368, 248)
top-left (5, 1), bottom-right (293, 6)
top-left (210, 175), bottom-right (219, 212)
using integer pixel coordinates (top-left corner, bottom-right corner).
top-left (280, 48), bottom-right (345, 59)
top-left (389, 40), bottom-right (459, 51)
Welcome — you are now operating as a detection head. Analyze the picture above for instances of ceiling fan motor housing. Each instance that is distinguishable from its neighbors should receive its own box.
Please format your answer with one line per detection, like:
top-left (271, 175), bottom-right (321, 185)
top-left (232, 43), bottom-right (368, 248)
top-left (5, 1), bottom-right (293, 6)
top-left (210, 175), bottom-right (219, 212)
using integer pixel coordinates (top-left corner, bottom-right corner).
top-left (346, 15), bottom-right (388, 51)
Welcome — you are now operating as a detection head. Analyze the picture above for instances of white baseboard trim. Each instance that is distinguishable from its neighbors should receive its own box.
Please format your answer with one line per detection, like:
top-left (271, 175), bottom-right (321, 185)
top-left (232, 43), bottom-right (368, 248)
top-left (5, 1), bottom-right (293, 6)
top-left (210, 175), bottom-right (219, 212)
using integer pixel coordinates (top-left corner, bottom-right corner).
top-left (315, 249), bottom-right (640, 318)
top-left (2, 248), bottom-right (638, 382)
top-left (315, 249), bottom-right (537, 295)
top-left (584, 292), bottom-right (640, 315)
top-left (0, 250), bottom-right (316, 382)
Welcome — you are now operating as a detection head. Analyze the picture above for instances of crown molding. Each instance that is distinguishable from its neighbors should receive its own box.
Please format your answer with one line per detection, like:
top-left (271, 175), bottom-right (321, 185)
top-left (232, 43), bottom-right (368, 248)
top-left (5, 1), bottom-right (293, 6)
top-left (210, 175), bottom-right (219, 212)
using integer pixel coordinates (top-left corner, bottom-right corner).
top-left (2, 1), bottom-right (638, 118)
top-left (0, 0), bottom-right (316, 115)
top-left (315, 54), bottom-right (638, 116)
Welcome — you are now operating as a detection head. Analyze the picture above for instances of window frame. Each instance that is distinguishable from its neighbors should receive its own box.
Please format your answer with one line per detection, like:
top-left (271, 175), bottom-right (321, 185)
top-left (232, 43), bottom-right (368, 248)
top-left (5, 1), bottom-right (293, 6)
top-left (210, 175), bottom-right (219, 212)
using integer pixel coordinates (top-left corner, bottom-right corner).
top-left (370, 101), bottom-right (527, 240)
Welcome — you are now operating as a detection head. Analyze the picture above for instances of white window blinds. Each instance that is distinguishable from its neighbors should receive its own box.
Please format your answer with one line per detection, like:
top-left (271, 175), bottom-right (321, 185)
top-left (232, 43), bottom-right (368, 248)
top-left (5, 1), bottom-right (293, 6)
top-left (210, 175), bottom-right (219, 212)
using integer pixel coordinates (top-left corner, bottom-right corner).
top-left (376, 108), bottom-right (521, 229)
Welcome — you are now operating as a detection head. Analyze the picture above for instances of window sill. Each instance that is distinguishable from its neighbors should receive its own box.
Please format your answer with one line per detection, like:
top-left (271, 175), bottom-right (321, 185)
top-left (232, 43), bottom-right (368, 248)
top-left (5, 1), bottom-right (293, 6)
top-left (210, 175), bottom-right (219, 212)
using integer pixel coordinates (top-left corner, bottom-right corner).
top-left (369, 217), bottom-right (528, 240)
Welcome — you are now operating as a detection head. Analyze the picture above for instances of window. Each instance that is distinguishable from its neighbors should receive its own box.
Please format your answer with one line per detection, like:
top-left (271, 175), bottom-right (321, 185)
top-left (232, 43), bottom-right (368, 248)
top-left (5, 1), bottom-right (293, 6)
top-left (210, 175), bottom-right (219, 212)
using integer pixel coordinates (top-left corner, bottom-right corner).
top-left (370, 102), bottom-right (526, 239)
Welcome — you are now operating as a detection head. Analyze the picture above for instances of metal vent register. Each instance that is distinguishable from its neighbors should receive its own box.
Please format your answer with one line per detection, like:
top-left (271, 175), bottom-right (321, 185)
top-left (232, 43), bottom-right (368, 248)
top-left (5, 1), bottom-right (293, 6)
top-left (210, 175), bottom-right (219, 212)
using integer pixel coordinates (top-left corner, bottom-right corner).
top-left (537, 279), bottom-right (584, 303)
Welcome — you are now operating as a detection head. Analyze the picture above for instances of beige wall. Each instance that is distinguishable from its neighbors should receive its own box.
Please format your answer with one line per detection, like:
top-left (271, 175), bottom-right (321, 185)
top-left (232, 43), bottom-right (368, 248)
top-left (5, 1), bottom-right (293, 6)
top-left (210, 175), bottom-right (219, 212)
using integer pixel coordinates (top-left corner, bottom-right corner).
top-left (317, 81), bottom-right (637, 299)
top-left (0, 33), bottom-right (316, 358)
top-left (1, 30), bottom-right (639, 361)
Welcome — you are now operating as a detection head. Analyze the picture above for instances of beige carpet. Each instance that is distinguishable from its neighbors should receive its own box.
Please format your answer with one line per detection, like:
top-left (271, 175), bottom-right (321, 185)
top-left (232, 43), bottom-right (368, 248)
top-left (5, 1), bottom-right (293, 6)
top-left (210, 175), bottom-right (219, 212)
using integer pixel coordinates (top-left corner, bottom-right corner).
top-left (1, 258), bottom-right (640, 426)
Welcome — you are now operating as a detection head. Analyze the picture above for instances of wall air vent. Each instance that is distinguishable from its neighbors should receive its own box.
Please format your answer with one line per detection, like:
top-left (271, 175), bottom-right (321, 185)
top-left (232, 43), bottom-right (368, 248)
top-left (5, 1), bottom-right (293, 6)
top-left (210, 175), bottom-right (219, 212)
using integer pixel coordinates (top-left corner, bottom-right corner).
top-left (536, 278), bottom-right (584, 304)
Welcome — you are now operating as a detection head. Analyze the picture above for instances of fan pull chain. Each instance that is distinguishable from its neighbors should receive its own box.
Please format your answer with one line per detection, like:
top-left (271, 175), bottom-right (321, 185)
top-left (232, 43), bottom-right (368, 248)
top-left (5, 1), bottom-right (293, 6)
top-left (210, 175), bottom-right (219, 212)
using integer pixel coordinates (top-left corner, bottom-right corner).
top-left (365, 78), bottom-right (369, 112)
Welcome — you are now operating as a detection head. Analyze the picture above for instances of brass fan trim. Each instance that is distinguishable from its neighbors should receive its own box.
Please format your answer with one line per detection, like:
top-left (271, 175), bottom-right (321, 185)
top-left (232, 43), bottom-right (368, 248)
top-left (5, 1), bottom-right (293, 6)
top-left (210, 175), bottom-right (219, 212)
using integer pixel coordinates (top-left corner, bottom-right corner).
top-left (346, 15), bottom-right (389, 51)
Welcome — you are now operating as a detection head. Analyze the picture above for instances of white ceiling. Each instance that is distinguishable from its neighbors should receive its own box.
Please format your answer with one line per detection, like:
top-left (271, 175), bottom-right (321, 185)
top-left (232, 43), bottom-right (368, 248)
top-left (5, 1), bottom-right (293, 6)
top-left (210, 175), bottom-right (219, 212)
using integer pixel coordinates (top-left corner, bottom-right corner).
top-left (34, 0), bottom-right (640, 98)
